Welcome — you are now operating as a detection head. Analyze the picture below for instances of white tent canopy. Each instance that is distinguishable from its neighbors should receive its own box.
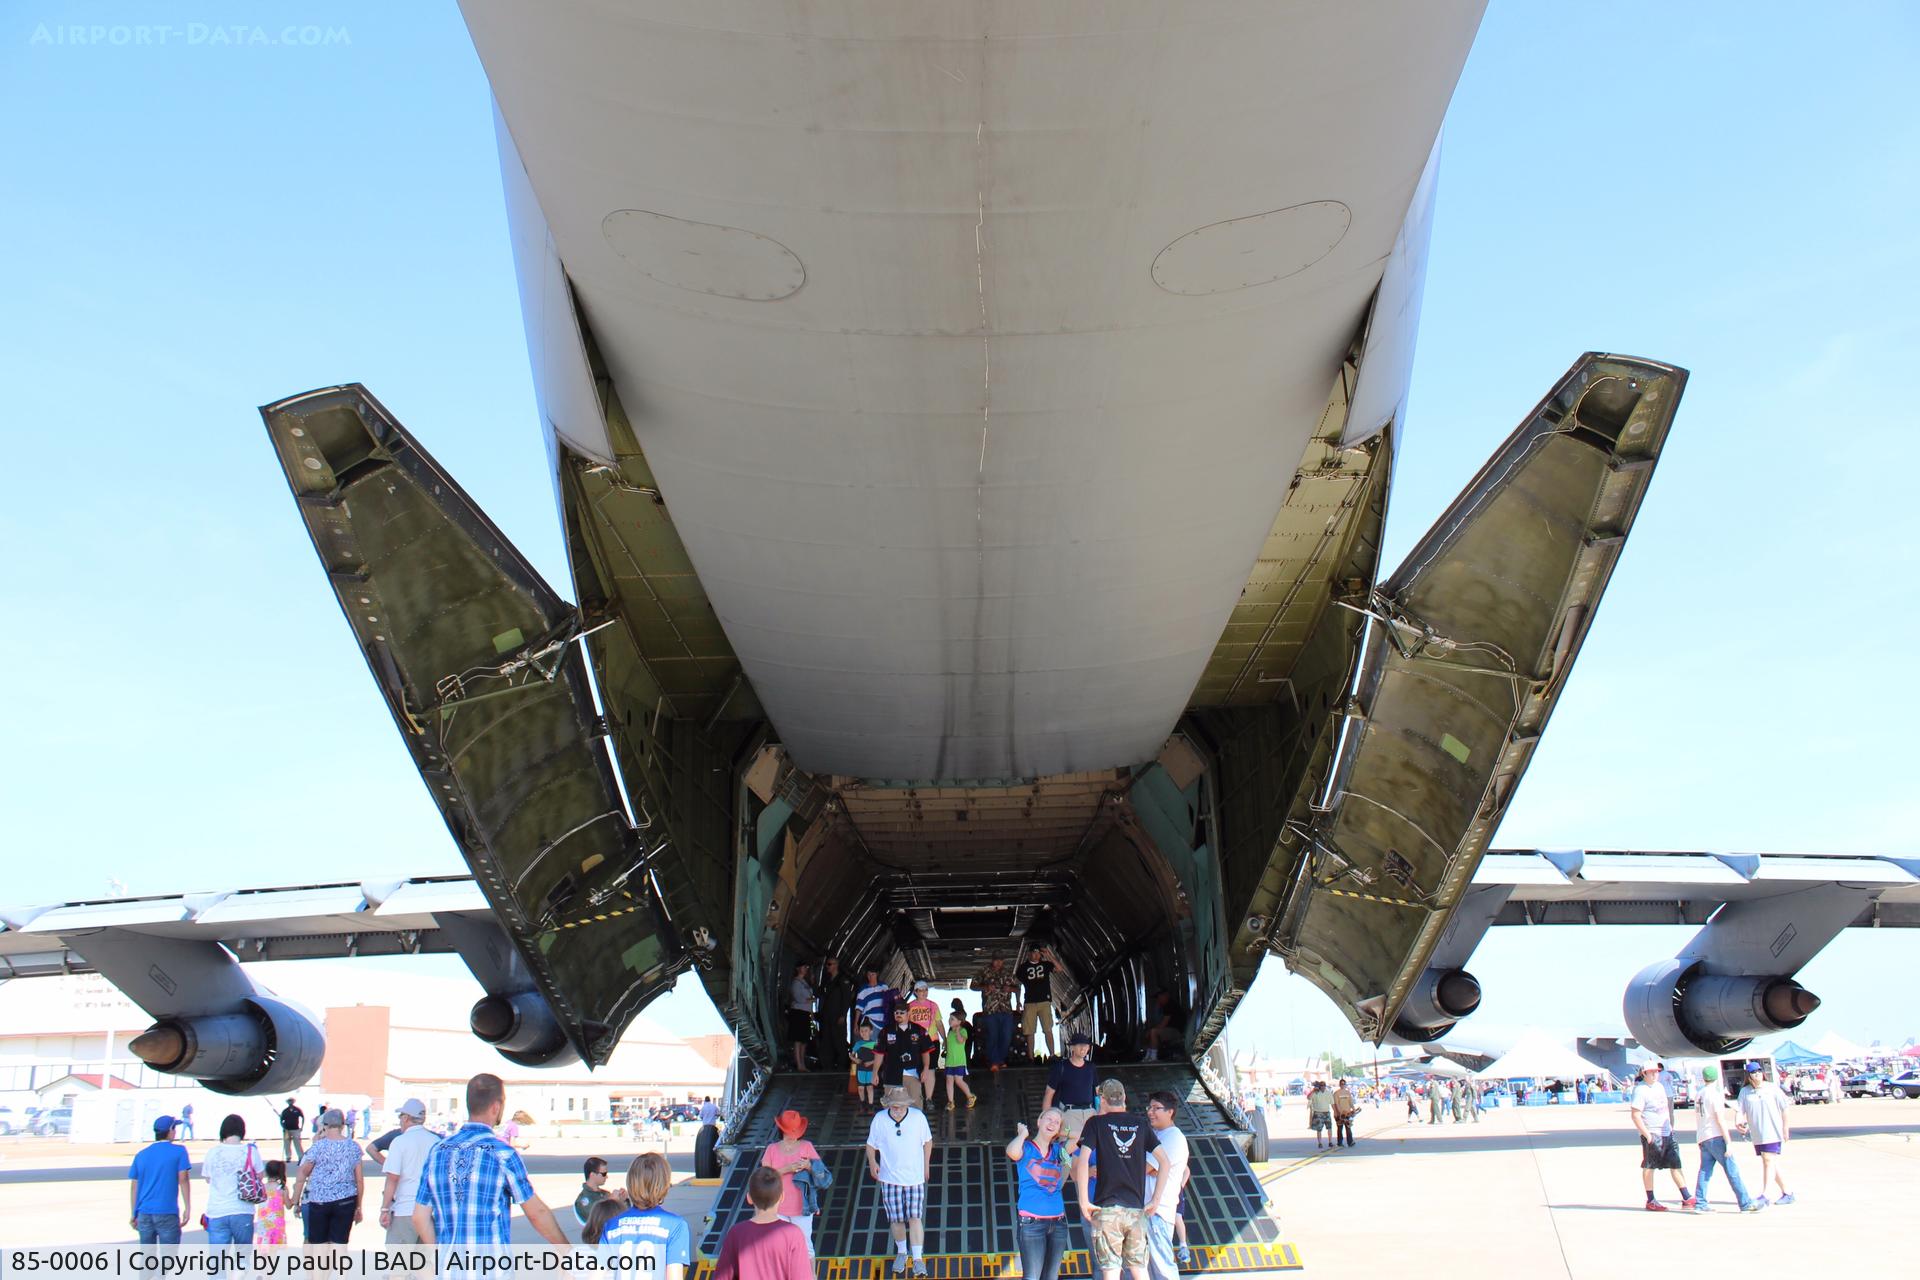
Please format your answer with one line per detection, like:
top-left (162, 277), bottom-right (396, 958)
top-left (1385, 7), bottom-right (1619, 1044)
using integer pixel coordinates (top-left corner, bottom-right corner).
top-left (1473, 1031), bottom-right (1607, 1081)
top-left (1809, 1031), bottom-right (1872, 1061)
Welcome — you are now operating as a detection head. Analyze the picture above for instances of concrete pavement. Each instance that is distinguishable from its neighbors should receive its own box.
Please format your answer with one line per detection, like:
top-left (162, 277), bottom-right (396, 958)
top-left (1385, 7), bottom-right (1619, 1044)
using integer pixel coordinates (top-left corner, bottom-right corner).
top-left (4, 1098), bottom-right (1918, 1277)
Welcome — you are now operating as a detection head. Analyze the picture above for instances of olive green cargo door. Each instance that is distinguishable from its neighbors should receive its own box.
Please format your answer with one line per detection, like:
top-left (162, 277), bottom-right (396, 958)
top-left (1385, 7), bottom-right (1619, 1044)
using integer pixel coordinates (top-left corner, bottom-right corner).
top-left (1278, 354), bottom-right (1687, 1041)
top-left (260, 385), bottom-right (681, 1065)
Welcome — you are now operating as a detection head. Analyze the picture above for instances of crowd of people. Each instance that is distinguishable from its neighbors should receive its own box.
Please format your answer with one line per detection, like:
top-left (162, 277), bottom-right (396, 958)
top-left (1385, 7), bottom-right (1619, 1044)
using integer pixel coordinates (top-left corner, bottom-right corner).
top-left (783, 948), bottom-right (1113, 1097)
top-left (786, 947), bottom-right (1190, 1113)
top-left (1628, 1059), bottom-right (1795, 1212)
top-left (124, 1066), bottom-right (1207, 1280)
top-left (128, 1075), bottom-right (635, 1250)
top-left (813, 1075), bottom-right (1195, 1280)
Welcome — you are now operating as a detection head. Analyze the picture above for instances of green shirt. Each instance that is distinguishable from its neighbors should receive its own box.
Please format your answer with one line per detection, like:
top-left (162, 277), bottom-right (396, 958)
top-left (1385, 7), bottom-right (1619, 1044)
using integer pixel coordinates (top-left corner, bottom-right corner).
top-left (944, 1026), bottom-right (970, 1067)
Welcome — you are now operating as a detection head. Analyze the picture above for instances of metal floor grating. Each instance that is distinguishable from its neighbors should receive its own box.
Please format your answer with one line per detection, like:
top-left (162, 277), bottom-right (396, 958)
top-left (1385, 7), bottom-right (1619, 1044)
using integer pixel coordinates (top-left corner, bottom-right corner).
top-left (700, 1135), bottom-right (1275, 1260)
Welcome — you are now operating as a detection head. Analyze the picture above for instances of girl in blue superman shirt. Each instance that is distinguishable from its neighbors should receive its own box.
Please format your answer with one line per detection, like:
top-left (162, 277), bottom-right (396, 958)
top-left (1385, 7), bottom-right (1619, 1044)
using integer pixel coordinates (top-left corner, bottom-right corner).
top-left (1006, 1108), bottom-right (1079, 1280)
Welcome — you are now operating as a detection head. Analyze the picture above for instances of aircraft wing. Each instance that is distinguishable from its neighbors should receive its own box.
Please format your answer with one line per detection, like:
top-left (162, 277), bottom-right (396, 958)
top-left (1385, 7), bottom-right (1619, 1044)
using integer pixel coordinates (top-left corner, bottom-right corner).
top-left (257, 386), bottom-right (685, 1065)
top-left (8, 852), bottom-right (1910, 984)
top-left (1474, 849), bottom-right (1920, 927)
top-left (0, 878), bottom-right (487, 977)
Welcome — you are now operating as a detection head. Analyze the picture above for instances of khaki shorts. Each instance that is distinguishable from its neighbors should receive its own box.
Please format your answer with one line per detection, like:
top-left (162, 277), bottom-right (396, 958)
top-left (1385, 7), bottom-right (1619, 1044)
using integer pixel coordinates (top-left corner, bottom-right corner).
top-left (1089, 1206), bottom-right (1148, 1270)
top-left (1022, 1001), bottom-right (1055, 1043)
top-left (1060, 1107), bottom-right (1096, 1142)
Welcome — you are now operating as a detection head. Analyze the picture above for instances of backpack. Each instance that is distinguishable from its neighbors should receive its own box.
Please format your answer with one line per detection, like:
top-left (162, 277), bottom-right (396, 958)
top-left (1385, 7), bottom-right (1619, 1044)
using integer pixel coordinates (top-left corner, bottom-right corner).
top-left (236, 1143), bottom-right (267, 1205)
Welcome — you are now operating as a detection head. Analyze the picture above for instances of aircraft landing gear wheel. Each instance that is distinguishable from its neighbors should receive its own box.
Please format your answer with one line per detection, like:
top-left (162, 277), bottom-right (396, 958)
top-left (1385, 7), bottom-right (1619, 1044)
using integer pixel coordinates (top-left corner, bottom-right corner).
top-left (694, 1123), bottom-right (721, 1179)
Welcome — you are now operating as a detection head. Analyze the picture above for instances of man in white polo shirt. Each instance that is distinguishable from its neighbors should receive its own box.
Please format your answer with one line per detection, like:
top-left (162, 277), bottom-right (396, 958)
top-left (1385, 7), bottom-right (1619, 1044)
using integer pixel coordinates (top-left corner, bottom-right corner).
top-left (379, 1098), bottom-right (440, 1243)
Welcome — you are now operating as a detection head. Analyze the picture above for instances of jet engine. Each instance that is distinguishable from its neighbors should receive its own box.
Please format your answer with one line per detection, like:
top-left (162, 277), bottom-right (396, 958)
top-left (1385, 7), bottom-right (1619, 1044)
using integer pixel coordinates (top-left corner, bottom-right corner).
top-left (128, 994), bottom-right (325, 1097)
top-left (1388, 966), bottom-right (1482, 1042)
top-left (1624, 958), bottom-right (1820, 1058)
top-left (470, 990), bottom-right (579, 1069)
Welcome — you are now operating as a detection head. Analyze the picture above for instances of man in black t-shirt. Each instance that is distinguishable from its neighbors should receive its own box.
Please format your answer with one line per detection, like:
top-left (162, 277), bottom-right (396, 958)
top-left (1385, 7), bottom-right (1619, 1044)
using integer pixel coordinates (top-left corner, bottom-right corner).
top-left (1018, 945), bottom-right (1059, 1060)
top-left (1075, 1078), bottom-right (1159, 1280)
top-left (279, 1098), bottom-right (305, 1162)
top-left (877, 1004), bottom-right (936, 1108)
top-left (1043, 1032), bottom-right (1099, 1139)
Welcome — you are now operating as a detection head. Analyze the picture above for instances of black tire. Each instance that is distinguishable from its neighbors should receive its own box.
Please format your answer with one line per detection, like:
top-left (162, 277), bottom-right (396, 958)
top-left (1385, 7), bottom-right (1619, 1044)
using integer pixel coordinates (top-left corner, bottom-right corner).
top-left (1246, 1107), bottom-right (1270, 1164)
top-left (694, 1123), bottom-right (721, 1179)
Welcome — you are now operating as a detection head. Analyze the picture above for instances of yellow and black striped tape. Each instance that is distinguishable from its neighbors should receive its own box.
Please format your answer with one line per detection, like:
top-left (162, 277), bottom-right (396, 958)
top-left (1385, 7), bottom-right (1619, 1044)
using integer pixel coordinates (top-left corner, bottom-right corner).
top-left (558, 891), bottom-right (645, 930)
top-left (1318, 884), bottom-right (1426, 910)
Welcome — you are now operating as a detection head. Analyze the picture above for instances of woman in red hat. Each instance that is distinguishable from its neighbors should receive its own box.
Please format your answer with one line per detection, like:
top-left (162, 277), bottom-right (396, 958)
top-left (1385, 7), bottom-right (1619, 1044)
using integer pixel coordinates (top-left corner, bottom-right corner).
top-left (758, 1111), bottom-right (823, 1259)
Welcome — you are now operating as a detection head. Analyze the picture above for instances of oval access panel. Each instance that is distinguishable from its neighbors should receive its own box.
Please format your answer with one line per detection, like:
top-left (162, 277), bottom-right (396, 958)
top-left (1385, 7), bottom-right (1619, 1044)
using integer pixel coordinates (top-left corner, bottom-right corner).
top-left (1152, 201), bottom-right (1352, 296)
top-left (602, 210), bottom-right (806, 302)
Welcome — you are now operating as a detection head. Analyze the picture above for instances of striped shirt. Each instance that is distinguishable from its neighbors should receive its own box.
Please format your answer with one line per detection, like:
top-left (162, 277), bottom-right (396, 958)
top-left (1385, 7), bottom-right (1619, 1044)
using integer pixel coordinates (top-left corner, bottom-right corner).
top-left (855, 983), bottom-right (892, 1032)
top-left (414, 1123), bottom-right (533, 1245)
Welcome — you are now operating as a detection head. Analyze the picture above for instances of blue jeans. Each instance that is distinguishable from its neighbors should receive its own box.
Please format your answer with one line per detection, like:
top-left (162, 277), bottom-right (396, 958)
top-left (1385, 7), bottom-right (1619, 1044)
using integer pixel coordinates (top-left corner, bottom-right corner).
top-left (304, 1195), bottom-right (358, 1244)
top-left (134, 1213), bottom-right (181, 1245)
top-left (1145, 1214), bottom-right (1179, 1280)
top-left (1695, 1136), bottom-right (1754, 1208)
top-left (986, 1012), bottom-right (1015, 1066)
top-left (1018, 1216), bottom-right (1067, 1280)
top-left (206, 1214), bottom-right (255, 1245)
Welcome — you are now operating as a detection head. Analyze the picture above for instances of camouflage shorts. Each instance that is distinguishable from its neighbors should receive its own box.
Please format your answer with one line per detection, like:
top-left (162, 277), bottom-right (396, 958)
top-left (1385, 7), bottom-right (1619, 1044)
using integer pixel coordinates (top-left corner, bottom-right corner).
top-left (1090, 1206), bottom-right (1148, 1270)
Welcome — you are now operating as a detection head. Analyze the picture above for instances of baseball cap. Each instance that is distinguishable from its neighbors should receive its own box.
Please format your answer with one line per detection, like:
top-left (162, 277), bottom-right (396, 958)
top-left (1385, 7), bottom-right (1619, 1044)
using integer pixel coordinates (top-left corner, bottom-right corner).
top-left (397, 1098), bottom-right (426, 1119)
top-left (1098, 1078), bottom-right (1126, 1106)
top-left (152, 1115), bottom-right (176, 1136)
top-left (1702, 1065), bottom-right (1719, 1082)
top-left (1743, 1061), bottom-right (1763, 1072)
top-left (914, 980), bottom-right (929, 991)
top-left (1639, 1061), bottom-right (1660, 1074)
top-left (1068, 1032), bottom-right (1092, 1046)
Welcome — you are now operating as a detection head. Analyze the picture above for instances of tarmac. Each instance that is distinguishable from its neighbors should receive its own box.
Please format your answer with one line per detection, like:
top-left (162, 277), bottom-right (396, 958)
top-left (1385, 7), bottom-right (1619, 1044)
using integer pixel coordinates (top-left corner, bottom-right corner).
top-left (3, 1097), bottom-right (1917, 1277)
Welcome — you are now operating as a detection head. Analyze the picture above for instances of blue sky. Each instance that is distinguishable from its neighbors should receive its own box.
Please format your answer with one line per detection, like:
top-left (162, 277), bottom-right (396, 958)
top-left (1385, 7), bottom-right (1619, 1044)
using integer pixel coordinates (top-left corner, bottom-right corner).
top-left (1, 3), bottom-right (1915, 1056)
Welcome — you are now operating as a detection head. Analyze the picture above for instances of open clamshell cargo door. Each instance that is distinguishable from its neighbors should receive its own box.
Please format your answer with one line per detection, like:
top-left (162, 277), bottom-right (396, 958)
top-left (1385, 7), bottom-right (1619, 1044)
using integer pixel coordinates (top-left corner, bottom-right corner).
top-left (261, 385), bottom-right (682, 1065)
top-left (1277, 354), bottom-right (1686, 1041)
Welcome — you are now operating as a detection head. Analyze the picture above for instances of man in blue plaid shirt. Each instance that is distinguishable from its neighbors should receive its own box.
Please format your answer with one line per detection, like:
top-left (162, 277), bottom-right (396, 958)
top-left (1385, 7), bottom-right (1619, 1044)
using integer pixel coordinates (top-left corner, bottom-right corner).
top-left (413, 1074), bottom-right (568, 1246)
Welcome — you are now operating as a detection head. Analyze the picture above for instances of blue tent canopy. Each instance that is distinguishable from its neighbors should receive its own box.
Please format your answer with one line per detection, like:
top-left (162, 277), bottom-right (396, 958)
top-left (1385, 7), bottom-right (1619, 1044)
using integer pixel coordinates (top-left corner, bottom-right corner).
top-left (1772, 1040), bottom-right (1832, 1065)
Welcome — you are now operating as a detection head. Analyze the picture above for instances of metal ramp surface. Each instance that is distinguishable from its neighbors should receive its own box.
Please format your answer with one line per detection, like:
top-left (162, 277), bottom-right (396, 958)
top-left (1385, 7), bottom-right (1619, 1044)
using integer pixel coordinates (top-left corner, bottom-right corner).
top-left (706, 1066), bottom-right (1296, 1273)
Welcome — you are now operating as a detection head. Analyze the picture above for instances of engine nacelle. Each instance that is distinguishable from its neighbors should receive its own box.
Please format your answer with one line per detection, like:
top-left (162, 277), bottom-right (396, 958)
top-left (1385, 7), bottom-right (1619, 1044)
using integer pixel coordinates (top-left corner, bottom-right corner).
top-left (1624, 958), bottom-right (1821, 1058)
top-left (470, 991), bottom-right (579, 1069)
top-left (128, 995), bottom-right (325, 1097)
top-left (1388, 967), bottom-right (1482, 1042)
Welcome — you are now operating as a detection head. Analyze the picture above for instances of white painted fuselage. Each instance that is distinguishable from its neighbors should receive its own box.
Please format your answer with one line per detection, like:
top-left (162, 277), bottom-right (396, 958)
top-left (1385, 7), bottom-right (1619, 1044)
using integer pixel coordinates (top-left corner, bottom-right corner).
top-left (461, 1), bottom-right (1485, 780)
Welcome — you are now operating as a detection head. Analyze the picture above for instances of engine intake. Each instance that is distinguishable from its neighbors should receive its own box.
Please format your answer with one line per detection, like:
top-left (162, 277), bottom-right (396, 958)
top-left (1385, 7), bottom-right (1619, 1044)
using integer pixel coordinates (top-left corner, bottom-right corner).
top-left (1389, 967), bottom-right (1482, 1042)
top-left (470, 991), bottom-right (579, 1068)
top-left (127, 995), bottom-right (324, 1096)
top-left (1624, 958), bottom-right (1821, 1058)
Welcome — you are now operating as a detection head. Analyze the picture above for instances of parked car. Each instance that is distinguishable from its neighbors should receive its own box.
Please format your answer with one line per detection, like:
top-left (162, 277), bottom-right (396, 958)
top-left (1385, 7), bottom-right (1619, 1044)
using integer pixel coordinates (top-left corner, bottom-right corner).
top-left (1843, 1072), bottom-right (1888, 1098)
top-left (1885, 1070), bottom-right (1920, 1100)
top-left (1787, 1069), bottom-right (1841, 1104)
top-left (0, 1106), bottom-right (17, 1136)
top-left (35, 1107), bottom-right (73, 1136)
